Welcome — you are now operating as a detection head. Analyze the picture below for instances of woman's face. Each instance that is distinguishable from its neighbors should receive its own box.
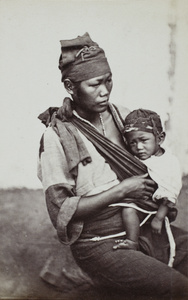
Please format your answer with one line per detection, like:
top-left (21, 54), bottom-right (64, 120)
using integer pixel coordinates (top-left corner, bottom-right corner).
top-left (73, 72), bottom-right (113, 118)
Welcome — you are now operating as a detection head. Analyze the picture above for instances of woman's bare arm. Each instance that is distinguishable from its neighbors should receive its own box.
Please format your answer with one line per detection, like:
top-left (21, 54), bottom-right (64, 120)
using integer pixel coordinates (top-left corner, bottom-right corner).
top-left (73, 174), bottom-right (156, 220)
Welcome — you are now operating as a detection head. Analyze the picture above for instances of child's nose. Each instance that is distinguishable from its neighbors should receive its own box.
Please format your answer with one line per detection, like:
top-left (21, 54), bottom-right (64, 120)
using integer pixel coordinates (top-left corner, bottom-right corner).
top-left (137, 142), bottom-right (143, 150)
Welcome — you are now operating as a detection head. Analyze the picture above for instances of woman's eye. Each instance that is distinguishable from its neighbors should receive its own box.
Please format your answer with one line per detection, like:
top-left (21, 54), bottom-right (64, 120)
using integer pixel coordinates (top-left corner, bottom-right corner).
top-left (90, 83), bottom-right (99, 87)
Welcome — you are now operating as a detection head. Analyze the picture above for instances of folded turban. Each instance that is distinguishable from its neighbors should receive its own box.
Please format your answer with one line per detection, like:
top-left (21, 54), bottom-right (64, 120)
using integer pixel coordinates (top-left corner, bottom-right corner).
top-left (124, 109), bottom-right (163, 136)
top-left (58, 32), bottom-right (111, 82)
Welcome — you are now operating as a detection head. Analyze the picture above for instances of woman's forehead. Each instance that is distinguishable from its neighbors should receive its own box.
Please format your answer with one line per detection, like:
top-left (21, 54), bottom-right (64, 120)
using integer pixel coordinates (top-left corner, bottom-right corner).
top-left (84, 72), bottom-right (112, 83)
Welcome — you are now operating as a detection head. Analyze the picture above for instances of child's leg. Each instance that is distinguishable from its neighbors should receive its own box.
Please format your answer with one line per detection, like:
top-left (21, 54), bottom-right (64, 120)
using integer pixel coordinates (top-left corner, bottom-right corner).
top-left (122, 207), bottom-right (140, 243)
top-left (113, 207), bottom-right (147, 250)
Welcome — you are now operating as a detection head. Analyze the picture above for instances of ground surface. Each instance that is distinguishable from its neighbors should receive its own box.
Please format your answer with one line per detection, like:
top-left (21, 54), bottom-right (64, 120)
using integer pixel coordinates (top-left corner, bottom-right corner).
top-left (0, 176), bottom-right (188, 300)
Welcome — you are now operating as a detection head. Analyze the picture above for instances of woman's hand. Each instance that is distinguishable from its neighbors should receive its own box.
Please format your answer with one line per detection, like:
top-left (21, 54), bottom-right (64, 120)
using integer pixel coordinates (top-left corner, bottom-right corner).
top-left (72, 174), bottom-right (156, 220)
top-left (119, 174), bottom-right (157, 200)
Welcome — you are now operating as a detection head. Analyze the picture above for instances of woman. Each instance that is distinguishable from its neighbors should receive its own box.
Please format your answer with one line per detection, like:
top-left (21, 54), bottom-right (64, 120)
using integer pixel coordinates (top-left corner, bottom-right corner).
top-left (38, 33), bottom-right (188, 298)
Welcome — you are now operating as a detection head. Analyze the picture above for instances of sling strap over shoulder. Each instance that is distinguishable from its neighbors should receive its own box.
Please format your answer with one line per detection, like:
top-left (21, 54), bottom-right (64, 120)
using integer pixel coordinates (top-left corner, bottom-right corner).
top-left (71, 114), bottom-right (147, 181)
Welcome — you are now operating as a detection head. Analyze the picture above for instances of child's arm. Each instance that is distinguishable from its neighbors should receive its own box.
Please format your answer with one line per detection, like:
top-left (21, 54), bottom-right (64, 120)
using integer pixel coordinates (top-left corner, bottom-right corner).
top-left (151, 202), bottom-right (169, 234)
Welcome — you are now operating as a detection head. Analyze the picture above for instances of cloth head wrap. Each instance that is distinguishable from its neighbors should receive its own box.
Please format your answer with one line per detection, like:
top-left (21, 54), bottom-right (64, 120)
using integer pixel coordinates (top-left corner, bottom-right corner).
top-left (58, 32), bottom-right (111, 82)
top-left (124, 109), bottom-right (163, 136)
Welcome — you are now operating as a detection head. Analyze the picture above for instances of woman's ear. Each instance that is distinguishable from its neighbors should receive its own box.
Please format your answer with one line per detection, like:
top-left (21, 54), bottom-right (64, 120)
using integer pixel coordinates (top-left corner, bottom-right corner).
top-left (64, 79), bottom-right (74, 95)
top-left (158, 132), bottom-right (166, 145)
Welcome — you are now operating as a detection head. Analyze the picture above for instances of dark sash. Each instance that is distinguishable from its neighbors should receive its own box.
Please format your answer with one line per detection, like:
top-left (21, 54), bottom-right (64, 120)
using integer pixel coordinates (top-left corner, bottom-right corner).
top-left (38, 104), bottom-right (148, 179)
top-left (71, 115), bottom-right (147, 181)
top-left (71, 115), bottom-right (178, 220)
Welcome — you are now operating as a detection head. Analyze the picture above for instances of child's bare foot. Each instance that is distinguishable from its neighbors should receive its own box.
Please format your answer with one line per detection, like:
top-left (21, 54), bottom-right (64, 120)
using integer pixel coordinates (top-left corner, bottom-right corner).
top-left (113, 239), bottom-right (138, 250)
top-left (151, 216), bottom-right (163, 234)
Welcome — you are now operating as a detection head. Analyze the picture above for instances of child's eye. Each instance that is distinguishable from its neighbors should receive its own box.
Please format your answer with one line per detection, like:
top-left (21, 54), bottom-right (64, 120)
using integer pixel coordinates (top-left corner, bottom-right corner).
top-left (130, 141), bottom-right (136, 146)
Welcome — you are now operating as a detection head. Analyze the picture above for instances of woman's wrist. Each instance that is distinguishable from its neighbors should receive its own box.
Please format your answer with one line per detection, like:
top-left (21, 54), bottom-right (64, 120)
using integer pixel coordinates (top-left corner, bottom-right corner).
top-left (110, 180), bottom-right (131, 202)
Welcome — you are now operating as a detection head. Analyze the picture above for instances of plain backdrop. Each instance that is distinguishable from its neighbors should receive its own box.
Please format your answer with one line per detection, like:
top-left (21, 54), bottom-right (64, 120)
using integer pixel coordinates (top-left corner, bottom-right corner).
top-left (0, 0), bottom-right (188, 188)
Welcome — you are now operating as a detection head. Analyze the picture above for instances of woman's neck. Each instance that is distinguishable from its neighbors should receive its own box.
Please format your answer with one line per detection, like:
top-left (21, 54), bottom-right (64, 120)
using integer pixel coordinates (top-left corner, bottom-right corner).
top-left (75, 107), bottom-right (108, 124)
top-left (74, 107), bottom-right (110, 136)
top-left (74, 106), bottom-right (126, 148)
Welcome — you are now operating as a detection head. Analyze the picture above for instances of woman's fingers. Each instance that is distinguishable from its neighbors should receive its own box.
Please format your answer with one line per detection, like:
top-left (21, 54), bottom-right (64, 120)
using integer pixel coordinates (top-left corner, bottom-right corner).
top-left (144, 178), bottom-right (157, 189)
top-left (143, 179), bottom-right (157, 196)
top-left (121, 175), bottom-right (157, 199)
top-left (139, 173), bottom-right (149, 178)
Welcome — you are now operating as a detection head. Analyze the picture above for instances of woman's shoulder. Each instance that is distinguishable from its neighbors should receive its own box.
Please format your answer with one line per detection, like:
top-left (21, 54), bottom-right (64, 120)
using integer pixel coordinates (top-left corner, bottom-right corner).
top-left (110, 102), bottom-right (131, 123)
top-left (42, 126), bottom-right (61, 148)
top-left (109, 103), bottom-right (130, 126)
top-left (43, 125), bottom-right (57, 138)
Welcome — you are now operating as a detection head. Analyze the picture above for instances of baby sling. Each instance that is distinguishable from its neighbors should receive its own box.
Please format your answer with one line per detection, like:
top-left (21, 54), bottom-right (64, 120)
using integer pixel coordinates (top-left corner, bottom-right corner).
top-left (38, 103), bottom-right (176, 266)
top-left (70, 105), bottom-right (176, 267)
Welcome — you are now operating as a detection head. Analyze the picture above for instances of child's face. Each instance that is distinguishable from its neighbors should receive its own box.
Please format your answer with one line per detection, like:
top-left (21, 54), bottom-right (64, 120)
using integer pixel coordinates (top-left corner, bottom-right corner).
top-left (125, 131), bottom-right (161, 160)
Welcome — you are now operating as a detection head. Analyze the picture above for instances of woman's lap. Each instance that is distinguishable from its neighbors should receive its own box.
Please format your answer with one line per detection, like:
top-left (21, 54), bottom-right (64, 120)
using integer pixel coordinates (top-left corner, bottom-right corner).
top-left (70, 210), bottom-right (188, 298)
top-left (71, 237), bottom-right (188, 298)
top-left (139, 223), bottom-right (188, 277)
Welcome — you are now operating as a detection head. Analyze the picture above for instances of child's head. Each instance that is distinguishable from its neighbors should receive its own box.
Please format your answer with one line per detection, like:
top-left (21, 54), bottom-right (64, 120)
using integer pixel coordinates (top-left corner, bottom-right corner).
top-left (124, 109), bottom-right (165, 160)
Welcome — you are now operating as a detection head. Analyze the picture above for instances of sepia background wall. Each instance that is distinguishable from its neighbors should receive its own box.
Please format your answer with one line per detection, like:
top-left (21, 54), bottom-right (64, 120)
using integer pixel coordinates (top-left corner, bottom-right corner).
top-left (0, 1), bottom-right (188, 298)
top-left (0, 0), bottom-right (188, 188)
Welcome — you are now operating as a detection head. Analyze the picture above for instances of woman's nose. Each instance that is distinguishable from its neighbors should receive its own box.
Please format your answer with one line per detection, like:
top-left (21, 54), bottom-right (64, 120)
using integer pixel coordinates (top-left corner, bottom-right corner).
top-left (100, 84), bottom-right (109, 96)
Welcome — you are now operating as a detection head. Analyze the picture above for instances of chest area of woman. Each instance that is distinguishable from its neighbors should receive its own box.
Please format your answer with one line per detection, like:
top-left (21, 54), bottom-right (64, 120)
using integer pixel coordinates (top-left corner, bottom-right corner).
top-left (100, 112), bottom-right (126, 149)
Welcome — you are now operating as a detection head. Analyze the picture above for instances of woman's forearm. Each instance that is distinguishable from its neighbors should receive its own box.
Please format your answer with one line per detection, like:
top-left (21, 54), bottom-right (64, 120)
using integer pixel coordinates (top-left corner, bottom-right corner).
top-left (73, 183), bottom-right (124, 219)
top-left (73, 175), bottom-right (156, 220)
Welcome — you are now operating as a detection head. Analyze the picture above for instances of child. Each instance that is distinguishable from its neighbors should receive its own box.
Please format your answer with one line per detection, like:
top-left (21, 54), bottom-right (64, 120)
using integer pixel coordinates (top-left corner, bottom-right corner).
top-left (115, 109), bottom-right (182, 251)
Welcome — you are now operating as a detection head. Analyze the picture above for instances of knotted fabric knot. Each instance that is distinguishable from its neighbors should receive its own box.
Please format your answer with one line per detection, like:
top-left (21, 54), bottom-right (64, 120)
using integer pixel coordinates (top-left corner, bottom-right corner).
top-left (58, 32), bottom-right (111, 82)
top-left (76, 46), bottom-right (98, 61)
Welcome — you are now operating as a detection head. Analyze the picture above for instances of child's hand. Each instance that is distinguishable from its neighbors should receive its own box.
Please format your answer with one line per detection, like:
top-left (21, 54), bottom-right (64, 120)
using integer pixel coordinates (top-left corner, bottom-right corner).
top-left (151, 216), bottom-right (163, 234)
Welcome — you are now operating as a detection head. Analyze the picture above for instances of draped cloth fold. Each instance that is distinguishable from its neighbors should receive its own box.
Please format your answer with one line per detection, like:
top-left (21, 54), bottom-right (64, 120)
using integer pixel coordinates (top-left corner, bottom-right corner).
top-left (70, 113), bottom-right (177, 219)
top-left (70, 114), bottom-right (161, 212)
top-left (71, 115), bottom-right (147, 180)
top-left (70, 114), bottom-right (177, 266)
top-left (38, 104), bottom-right (176, 216)
top-left (38, 104), bottom-right (178, 267)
